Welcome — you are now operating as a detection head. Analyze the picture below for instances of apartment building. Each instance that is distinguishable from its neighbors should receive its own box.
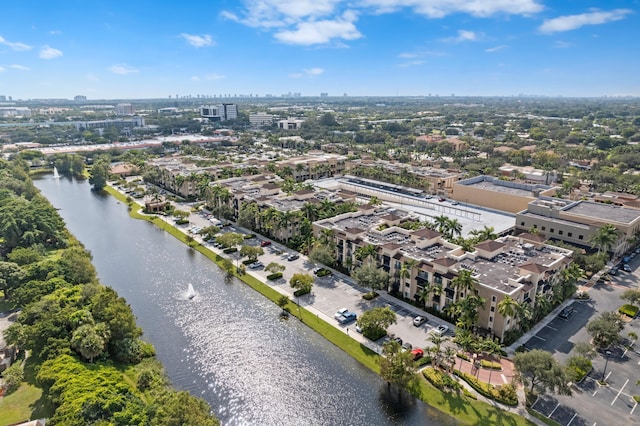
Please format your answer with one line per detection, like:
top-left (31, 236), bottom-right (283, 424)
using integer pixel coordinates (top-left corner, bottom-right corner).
top-left (516, 197), bottom-right (640, 256)
top-left (277, 153), bottom-right (348, 182)
top-left (201, 104), bottom-right (238, 121)
top-left (314, 207), bottom-right (574, 340)
top-left (249, 113), bottom-right (275, 128)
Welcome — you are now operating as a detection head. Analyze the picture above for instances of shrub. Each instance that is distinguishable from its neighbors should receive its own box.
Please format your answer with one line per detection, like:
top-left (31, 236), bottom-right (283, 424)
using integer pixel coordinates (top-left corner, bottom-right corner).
top-left (415, 356), bottom-right (432, 368)
top-left (619, 304), bottom-right (639, 318)
top-left (362, 292), bottom-right (379, 301)
top-left (293, 288), bottom-right (310, 297)
top-left (242, 259), bottom-right (255, 265)
top-left (267, 272), bottom-right (283, 281)
top-left (317, 269), bottom-right (332, 277)
top-left (175, 219), bottom-right (189, 225)
top-left (244, 234), bottom-right (256, 239)
top-left (565, 356), bottom-right (592, 383)
top-left (1, 362), bottom-right (24, 394)
top-left (634, 395), bottom-right (640, 403)
top-left (456, 352), bottom-right (470, 361)
top-left (453, 370), bottom-right (518, 406)
top-left (480, 360), bottom-right (502, 370)
top-left (423, 367), bottom-right (461, 391)
top-left (362, 329), bottom-right (386, 341)
top-left (223, 247), bottom-right (237, 254)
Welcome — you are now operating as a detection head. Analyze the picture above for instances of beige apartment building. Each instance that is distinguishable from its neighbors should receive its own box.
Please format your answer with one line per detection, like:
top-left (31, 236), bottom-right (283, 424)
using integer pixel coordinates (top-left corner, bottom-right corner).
top-left (516, 197), bottom-right (640, 256)
top-left (314, 207), bottom-right (574, 340)
top-left (451, 175), bottom-right (556, 214)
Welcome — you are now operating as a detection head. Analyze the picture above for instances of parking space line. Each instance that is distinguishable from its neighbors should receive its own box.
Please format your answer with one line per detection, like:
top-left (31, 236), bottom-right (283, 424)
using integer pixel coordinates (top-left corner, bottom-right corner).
top-left (545, 324), bottom-right (558, 331)
top-left (593, 387), bottom-right (599, 397)
top-left (533, 335), bottom-right (546, 341)
top-left (549, 403), bottom-right (560, 417)
top-left (611, 378), bottom-right (629, 406)
top-left (567, 412), bottom-right (578, 426)
top-left (631, 400), bottom-right (638, 416)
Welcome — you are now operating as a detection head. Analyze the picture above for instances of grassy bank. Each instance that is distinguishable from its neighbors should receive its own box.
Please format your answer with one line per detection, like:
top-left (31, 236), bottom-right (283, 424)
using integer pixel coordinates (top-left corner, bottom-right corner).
top-left (106, 186), bottom-right (532, 426)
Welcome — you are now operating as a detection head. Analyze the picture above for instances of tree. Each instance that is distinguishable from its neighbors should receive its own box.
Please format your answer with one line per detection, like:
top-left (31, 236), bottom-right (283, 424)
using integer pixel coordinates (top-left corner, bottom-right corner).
top-left (588, 224), bottom-right (620, 255)
top-left (1, 362), bottom-right (24, 394)
top-left (351, 263), bottom-right (390, 296)
top-left (469, 225), bottom-right (498, 242)
top-left (239, 245), bottom-right (264, 262)
top-left (513, 349), bottom-right (570, 395)
top-left (379, 340), bottom-right (418, 392)
top-left (621, 289), bottom-right (640, 306)
top-left (497, 295), bottom-right (519, 319)
top-left (356, 306), bottom-right (396, 336)
top-left (289, 273), bottom-right (314, 294)
top-left (265, 262), bottom-right (285, 274)
top-left (71, 323), bottom-right (109, 363)
top-left (215, 232), bottom-right (244, 250)
top-left (308, 244), bottom-right (335, 267)
top-left (451, 269), bottom-right (478, 299)
top-left (0, 261), bottom-right (25, 300)
top-left (89, 160), bottom-right (110, 190)
top-left (587, 311), bottom-right (624, 348)
top-left (276, 295), bottom-right (289, 315)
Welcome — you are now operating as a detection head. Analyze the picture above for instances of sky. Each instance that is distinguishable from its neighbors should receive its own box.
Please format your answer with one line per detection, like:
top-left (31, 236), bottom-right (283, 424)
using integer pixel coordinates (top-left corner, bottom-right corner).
top-left (0, 0), bottom-right (638, 100)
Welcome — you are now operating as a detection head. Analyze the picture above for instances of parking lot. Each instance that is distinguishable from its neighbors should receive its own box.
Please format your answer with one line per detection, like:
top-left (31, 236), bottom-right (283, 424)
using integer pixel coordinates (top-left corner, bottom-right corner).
top-left (524, 255), bottom-right (640, 426)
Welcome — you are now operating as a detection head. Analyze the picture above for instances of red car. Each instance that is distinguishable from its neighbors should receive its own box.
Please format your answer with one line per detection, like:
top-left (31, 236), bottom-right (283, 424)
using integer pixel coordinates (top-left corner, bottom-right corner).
top-left (260, 240), bottom-right (272, 247)
top-left (411, 348), bottom-right (424, 360)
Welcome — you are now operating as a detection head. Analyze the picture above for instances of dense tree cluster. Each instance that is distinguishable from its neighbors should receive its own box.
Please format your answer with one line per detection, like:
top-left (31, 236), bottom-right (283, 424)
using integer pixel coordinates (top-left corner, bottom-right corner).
top-left (0, 159), bottom-right (218, 425)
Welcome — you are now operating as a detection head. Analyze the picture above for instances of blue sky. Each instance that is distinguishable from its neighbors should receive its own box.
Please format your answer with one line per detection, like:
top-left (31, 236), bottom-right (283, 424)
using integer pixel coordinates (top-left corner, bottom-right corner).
top-left (0, 0), bottom-right (638, 99)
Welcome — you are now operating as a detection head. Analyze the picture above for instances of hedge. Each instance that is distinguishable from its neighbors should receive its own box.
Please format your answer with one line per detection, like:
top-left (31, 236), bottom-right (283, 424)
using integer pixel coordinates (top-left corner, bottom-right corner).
top-left (456, 352), bottom-right (470, 361)
top-left (267, 272), bottom-right (283, 280)
top-left (423, 368), bottom-right (462, 391)
top-left (244, 234), bottom-right (256, 239)
top-left (223, 247), bottom-right (237, 254)
top-left (619, 304), bottom-right (639, 318)
top-left (453, 370), bottom-right (518, 406)
top-left (480, 360), bottom-right (502, 370)
top-left (293, 288), bottom-right (311, 297)
top-left (175, 219), bottom-right (189, 225)
top-left (242, 259), bottom-right (256, 265)
top-left (415, 356), bottom-right (432, 368)
top-left (317, 269), bottom-right (332, 277)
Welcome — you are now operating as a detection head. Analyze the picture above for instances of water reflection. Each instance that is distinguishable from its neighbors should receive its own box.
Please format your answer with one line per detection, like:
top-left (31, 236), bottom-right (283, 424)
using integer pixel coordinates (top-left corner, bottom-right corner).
top-left (35, 176), bottom-right (456, 426)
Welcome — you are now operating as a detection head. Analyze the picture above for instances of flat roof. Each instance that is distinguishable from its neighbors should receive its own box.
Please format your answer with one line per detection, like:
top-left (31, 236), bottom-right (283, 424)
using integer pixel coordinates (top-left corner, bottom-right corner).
top-left (518, 212), bottom-right (590, 230)
top-left (564, 201), bottom-right (640, 225)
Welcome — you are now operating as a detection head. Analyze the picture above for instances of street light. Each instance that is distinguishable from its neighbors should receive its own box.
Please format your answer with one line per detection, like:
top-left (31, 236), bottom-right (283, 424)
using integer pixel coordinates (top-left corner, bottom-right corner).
top-left (602, 350), bottom-right (612, 381)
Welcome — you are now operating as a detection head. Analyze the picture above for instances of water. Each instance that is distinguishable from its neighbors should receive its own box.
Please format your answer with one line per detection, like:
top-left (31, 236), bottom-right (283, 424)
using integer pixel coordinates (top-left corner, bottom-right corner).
top-left (52, 166), bottom-right (60, 179)
top-left (35, 176), bottom-right (455, 426)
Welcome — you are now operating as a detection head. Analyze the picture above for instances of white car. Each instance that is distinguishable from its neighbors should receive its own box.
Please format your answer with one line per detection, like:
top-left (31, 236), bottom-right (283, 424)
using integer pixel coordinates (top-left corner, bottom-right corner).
top-left (248, 261), bottom-right (263, 269)
top-left (334, 308), bottom-right (348, 320)
top-left (432, 325), bottom-right (449, 336)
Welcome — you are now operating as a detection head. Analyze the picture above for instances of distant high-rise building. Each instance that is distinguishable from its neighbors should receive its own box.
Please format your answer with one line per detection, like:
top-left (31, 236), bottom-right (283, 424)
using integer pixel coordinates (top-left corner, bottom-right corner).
top-left (200, 103), bottom-right (238, 121)
top-left (115, 103), bottom-right (135, 116)
top-left (8, 96), bottom-right (12, 101)
top-left (0, 95), bottom-right (6, 102)
top-left (320, 92), bottom-right (328, 97)
top-left (74, 95), bottom-right (87, 101)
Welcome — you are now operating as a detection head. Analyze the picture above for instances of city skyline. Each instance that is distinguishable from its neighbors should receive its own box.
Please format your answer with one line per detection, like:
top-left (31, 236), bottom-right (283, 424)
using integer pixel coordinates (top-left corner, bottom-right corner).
top-left (0, 0), bottom-right (638, 100)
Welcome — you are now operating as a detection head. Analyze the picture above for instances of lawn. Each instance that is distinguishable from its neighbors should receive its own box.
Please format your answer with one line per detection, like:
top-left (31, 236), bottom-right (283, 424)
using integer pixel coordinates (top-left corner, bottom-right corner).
top-left (0, 356), bottom-right (54, 426)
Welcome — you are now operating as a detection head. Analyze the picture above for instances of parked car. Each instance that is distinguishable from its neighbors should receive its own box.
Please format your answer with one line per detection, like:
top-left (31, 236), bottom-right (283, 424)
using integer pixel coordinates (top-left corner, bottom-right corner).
top-left (558, 307), bottom-right (575, 319)
top-left (432, 325), bottom-right (449, 336)
top-left (451, 201), bottom-right (459, 206)
top-left (248, 261), bottom-right (263, 269)
top-left (402, 342), bottom-right (413, 351)
top-left (334, 308), bottom-right (348, 320)
top-left (413, 316), bottom-right (427, 327)
top-left (337, 311), bottom-right (357, 324)
top-left (610, 267), bottom-right (619, 275)
top-left (287, 253), bottom-right (299, 261)
top-left (260, 240), bottom-right (272, 247)
top-left (623, 264), bottom-right (632, 272)
top-left (411, 348), bottom-right (424, 360)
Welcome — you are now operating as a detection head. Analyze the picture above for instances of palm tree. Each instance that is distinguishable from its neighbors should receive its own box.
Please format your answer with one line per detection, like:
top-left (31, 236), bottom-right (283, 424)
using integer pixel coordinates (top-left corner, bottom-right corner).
top-left (429, 334), bottom-right (445, 368)
top-left (497, 295), bottom-right (519, 319)
top-left (589, 224), bottom-right (620, 255)
top-left (470, 225), bottom-right (497, 242)
top-left (447, 218), bottom-right (463, 239)
top-left (355, 244), bottom-right (378, 265)
top-left (399, 259), bottom-right (419, 287)
top-left (434, 215), bottom-right (449, 235)
top-left (480, 338), bottom-right (503, 386)
top-left (452, 269), bottom-right (477, 300)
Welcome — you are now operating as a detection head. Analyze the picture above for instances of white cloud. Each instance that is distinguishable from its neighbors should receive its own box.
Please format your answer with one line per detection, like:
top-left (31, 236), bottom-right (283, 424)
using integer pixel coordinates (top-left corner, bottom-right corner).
top-left (0, 36), bottom-right (33, 51)
top-left (222, 0), bottom-right (342, 28)
top-left (39, 45), bottom-right (63, 59)
top-left (86, 73), bottom-right (99, 82)
top-left (539, 9), bottom-right (632, 34)
top-left (109, 65), bottom-right (139, 75)
top-left (289, 67), bottom-right (325, 78)
top-left (205, 73), bottom-right (225, 80)
top-left (553, 40), bottom-right (572, 48)
top-left (397, 60), bottom-right (424, 68)
top-left (443, 30), bottom-right (481, 43)
top-left (191, 76), bottom-right (200, 81)
top-left (49, 30), bottom-right (62, 35)
top-left (360, 0), bottom-right (544, 18)
top-left (485, 45), bottom-right (508, 53)
top-left (275, 11), bottom-right (361, 45)
top-left (0, 66), bottom-right (5, 72)
top-left (179, 33), bottom-right (214, 47)
top-left (9, 64), bottom-right (29, 70)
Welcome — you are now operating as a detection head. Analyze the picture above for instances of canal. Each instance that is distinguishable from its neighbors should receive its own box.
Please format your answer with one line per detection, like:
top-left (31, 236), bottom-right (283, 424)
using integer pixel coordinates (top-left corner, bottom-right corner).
top-left (35, 176), bottom-right (455, 426)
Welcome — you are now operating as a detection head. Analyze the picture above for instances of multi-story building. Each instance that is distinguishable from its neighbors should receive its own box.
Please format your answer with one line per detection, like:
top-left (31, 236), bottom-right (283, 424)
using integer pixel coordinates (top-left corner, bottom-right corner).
top-left (74, 95), bottom-right (87, 101)
top-left (452, 175), bottom-right (556, 214)
top-left (115, 103), bottom-right (135, 116)
top-left (516, 197), bottom-right (640, 256)
top-left (277, 117), bottom-right (305, 130)
top-left (249, 113), bottom-right (275, 128)
top-left (200, 104), bottom-right (238, 121)
top-left (0, 107), bottom-right (31, 118)
top-left (314, 207), bottom-right (574, 340)
top-left (277, 153), bottom-right (348, 182)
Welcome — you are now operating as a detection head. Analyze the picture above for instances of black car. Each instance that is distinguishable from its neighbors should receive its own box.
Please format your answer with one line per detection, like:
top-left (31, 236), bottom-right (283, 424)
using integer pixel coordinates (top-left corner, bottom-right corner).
top-left (558, 307), bottom-right (574, 319)
top-left (287, 253), bottom-right (299, 261)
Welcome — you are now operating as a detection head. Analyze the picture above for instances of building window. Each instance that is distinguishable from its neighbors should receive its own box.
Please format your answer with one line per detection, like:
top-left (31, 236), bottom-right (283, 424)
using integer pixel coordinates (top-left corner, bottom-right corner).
top-left (490, 306), bottom-right (495, 312)
top-left (491, 295), bottom-right (496, 302)
top-left (558, 230), bottom-right (563, 235)
top-left (578, 235), bottom-right (584, 240)
top-left (520, 221), bottom-right (525, 226)
top-left (550, 228), bottom-right (554, 233)
top-left (489, 316), bottom-right (493, 323)
top-left (568, 232), bottom-right (572, 237)
top-left (541, 226), bottom-right (546, 231)
top-left (405, 283), bottom-right (410, 288)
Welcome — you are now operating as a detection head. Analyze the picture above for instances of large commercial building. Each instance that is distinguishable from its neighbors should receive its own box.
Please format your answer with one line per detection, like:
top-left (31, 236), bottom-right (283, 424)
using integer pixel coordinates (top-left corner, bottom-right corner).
top-left (115, 103), bottom-right (135, 116)
top-left (0, 107), bottom-right (31, 118)
top-left (314, 207), bottom-right (574, 340)
top-left (200, 104), bottom-right (238, 121)
top-left (249, 113), bottom-right (275, 128)
top-left (515, 197), bottom-right (640, 256)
